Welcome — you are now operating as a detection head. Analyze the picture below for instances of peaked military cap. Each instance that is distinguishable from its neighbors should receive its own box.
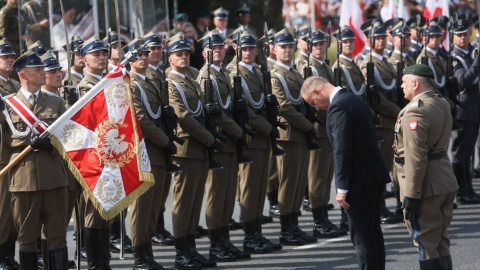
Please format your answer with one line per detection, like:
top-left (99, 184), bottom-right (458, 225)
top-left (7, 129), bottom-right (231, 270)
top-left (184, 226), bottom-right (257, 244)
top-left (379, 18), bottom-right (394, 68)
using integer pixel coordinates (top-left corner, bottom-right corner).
top-left (432, 15), bottom-right (450, 29)
top-left (390, 21), bottom-right (411, 36)
top-left (403, 64), bottom-right (434, 78)
top-left (13, 50), bottom-right (45, 72)
top-left (273, 28), bottom-right (295, 45)
top-left (334, 25), bottom-right (355, 40)
top-left (81, 36), bottom-right (108, 57)
top-left (421, 21), bottom-right (442, 36)
top-left (172, 13), bottom-right (189, 22)
top-left (198, 30), bottom-right (226, 48)
top-left (0, 39), bottom-right (16, 56)
top-left (62, 36), bottom-right (84, 52)
top-left (123, 38), bottom-right (150, 53)
top-left (452, 19), bottom-right (472, 34)
top-left (27, 41), bottom-right (47, 56)
top-left (360, 19), bottom-right (376, 32)
top-left (143, 32), bottom-right (163, 47)
top-left (213, 7), bottom-right (229, 19)
top-left (298, 24), bottom-right (311, 39)
top-left (311, 28), bottom-right (327, 43)
top-left (40, 52), bottom-right (62, 71)
top-left (237, 31), bottom-right (257, 47)
top-left (237, 5), bottom-right (250, 16)
top-left (167, 33), bottom-right (191, 54)
top-left (229, 26), bottom-right (249, 41)
top-left (259, 28), bottom-right (277, 44)
top-left (102, 31), bottom-right (127, 46)
top-left (406, 14), bottom-right (426, 29)
top-left (365, 21), bottom-right (387, 38)
top-left (384, 18), bottom-right (406, 31)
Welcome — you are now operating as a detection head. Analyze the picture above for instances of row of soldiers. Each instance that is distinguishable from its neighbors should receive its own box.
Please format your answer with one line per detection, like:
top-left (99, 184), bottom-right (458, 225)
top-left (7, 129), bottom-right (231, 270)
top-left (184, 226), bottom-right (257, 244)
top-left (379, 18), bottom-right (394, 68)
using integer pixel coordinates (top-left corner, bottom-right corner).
top-left (1, 11), bottom-right (480, 270)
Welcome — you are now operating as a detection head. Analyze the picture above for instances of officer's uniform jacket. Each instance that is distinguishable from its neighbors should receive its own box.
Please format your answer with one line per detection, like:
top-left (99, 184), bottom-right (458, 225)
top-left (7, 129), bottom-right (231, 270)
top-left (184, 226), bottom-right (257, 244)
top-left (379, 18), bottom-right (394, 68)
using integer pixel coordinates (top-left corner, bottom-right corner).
top-left (5, 90), bottom-right (68, 192)
top-left (388, 50), bottom-right (415, 69)
top-left (131, 72), bottom-right (169, 166)
top-left (361, 52), bottom-right (401, 128)
top-left (393, 91), bottom-right (458, 200)
top-left (77, 72), bottom-right (101, 96)
top-left (0, 76), bottom-right (20, 165)
top-left (198, 64), bottom-right (242, 153)
top-left (452, 46), bottom-right (480, 123)
top-left (166, 66), bottom-right (199, 81)
top-left (332, 55), bottom-right (366, 98)
top-left (270, 63), bottom-right (313, 143)
top-left (230, 63), bottom-right (272, 150)
top-left (267, 57), bottom-right (276, 70)
top-left (21, 0), bottom-right (50, 47)
top-left (168, 71), bottom-right (215, 160)
top-left (294, 52), bottom-right (308, 71)
top-left (146, 65), bottom-right (165, 91)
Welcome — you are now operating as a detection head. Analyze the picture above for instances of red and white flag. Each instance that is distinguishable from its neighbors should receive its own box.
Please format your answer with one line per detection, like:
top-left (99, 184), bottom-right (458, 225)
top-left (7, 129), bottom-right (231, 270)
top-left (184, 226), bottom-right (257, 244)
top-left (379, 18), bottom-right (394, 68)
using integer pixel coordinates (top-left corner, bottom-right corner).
top-left (47, 65), bottom-right (153, 220)
top-left (398, 0), bottom-right (410, 21)
top-left (424, 0), bottom-right (441, 20)
top-left (339, 0), bottom-right (365, 57)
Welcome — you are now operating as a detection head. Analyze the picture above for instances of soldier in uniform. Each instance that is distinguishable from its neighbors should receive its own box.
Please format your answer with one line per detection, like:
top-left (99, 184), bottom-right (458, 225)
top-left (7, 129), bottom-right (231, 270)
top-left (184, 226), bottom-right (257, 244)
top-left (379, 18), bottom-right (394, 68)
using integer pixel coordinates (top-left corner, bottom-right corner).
top-left (270, 28), bottom-right (317, 246)
top-left (141, 32), bottom-right (175, 247)
top-left (294, 24), bottom-right (310, 70)
top-left (236, 5), bottom-right (256, 36)
top-left (431, 15), bottom-right (450, 60)
top-left (21, 0), bottom-right (50, 47)
top-left (0, 39), bottom-right (20, 269)
top-left (383, 18), bottom-right (406, 58)
top-left (212, 7), bottom-right (235, 65)
top-left (450, 18), bottom-right (480, 205)
top-left (167, 32), bottom-right (218, 269)
top-left (406, 14), bottom-right (426, 61)
top-left (196, 30), bottom-right (246, 261)
top-left (125, 38), bottom-right (172, 270)
top-left (103, 31), bottom-right (126, 72)
top-left (360, 21), bottom-right (402, 224)
top-left (388, 22), bottom-right (415, 69)
top-left (394, 64), bottom-right (457, 270)
top-left (0, 0), bottom-right (27, 56)
top-left (62, 36), bottom-right (85, 87)
top-left (233, 31), bottom-right (283, 254)
top-left (77, 36), bottom-right (114, 269)
top-left (297, 27), bottom-right (345, 238)
top-left (6, 49), bottom-right (68, 268)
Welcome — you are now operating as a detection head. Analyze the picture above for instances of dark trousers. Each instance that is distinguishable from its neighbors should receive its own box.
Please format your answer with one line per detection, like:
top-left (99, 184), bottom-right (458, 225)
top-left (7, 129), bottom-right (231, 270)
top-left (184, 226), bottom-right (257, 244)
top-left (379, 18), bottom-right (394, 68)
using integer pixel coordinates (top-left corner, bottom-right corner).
top-left (346, 185), bottom-right (385, 270)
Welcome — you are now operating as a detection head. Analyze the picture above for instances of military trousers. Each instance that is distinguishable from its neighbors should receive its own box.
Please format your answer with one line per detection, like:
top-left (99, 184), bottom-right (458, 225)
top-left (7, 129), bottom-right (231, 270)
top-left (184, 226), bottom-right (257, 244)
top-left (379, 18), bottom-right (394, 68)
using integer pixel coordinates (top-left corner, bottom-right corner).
top-left (308, 137), bottom-right (334, 209)
top-left (84, 191), bottom-right (110, 229)
top-left (0, 165), bottom-right (17, 244)
top-left (267, 152), bottom-right (279, 193)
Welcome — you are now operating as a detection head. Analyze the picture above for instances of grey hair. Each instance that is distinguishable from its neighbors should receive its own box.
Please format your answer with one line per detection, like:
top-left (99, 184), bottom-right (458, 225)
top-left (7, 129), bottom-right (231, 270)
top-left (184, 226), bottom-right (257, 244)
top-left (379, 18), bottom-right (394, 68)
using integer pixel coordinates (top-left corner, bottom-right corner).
top-left (301, 76), bottom-right (329, 97)
top-left (410, 74), bottom-right (434, 89)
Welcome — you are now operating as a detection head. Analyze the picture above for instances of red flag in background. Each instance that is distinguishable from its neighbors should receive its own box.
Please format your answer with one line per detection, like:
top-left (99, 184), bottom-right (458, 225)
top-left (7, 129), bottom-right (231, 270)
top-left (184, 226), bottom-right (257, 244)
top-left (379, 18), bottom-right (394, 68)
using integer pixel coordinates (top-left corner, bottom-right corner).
top-left (340, 0), bottom-right (365, 57)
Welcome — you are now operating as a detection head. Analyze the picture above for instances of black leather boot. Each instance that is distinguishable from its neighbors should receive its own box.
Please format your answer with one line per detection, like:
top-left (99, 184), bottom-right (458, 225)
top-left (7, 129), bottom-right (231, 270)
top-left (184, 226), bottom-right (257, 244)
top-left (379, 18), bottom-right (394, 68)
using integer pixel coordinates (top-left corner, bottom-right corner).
top-left (228, 219), bottom-right (242, 231)
top-left (394, 192), bottom-right (404, 222)
top-left (186, 234), bottom-right (216, 268)
top-left (208, 228), bottom-right (236, 262)
top-left (41, 239), bottom-right (48, 270)
top-left (221, 226), bottom-right (250, 260)
top-left (267, 190), bottom-right (280, 217)
top-left (109, 215), bottom-right (133, 254)
top-left (74, 229), bottom-right (87, 262)
top-left (6, 241), bottom-right (19, 269)
top-left (145, 242), bottom-right (169, 270)
top-left (19, 251), bottom-right (37, 270)
top-left (323, 206), bottom-right (347, 236)
top-left (255, 219), bottom-right (282, 251)
top-left (419, 258), bottom-right (441, 270)
top-left (439, 255), bottom-right (452, 270)
top-left (291, 212), bottom-right (317, 243)
top-left (100, 228), bottom-right (112, 270)
top-left (84, 228), bottom-right (103, 270)
top-left (48, 247), bottom-right (68, 270)
top-left (242, 220), bottom-right (271, 254)
top-left (312, 206), bottom-right (340, 238)
top-left (380, 199), bottom-right (398, 224)
top-left (151, 214), bottom-right (174, 246)
top-left (0, 242), bottom-right (8, 269)
top-left (174, 237), bottom-right (201, 269)
top-left (279, 214), bottom-right (305, 246)
top-left (133, 242), bottom-right (164, 270)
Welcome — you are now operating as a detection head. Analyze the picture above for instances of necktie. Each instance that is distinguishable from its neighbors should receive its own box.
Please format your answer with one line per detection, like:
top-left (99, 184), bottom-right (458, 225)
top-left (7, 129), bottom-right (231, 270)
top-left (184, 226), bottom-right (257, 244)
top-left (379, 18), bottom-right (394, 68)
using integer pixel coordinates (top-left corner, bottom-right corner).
top-left (30, 93), bottom-right (36, 109)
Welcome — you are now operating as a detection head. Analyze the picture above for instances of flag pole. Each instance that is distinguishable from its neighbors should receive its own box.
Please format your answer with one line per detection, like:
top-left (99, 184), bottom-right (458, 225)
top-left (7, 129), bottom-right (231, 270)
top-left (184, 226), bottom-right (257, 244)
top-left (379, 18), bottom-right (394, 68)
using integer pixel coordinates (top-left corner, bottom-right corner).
top-left (0, 146), bottom-right (33, 177)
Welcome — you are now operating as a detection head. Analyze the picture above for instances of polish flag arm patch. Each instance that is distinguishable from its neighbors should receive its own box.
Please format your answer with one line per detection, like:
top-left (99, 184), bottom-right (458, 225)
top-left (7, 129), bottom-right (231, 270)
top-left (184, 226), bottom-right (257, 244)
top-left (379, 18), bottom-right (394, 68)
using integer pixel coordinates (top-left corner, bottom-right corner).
top-left (409, 120), bottom-right (418, 130)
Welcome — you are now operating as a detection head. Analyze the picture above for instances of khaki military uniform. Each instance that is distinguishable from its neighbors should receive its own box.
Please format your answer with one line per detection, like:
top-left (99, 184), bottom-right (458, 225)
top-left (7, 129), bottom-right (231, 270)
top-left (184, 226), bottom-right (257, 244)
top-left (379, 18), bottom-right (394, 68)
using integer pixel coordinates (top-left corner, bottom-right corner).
top-left (361, 53), bottom-right (401, 172)
top-left (5, 90), bottom-right (68, 252)
top-left (266, 58), bottom-right (279, 195)
top-left (332, 55), bottom-right (366, 96)
top-left (270, 63), bottom-right (312, 215)
top-left (168, 71), bottom-right (215, 238)
top-left (0, 4), bottom-right (23, 55)
top-left (294, 52), bottom-right (308, 71)
top-left (388, 51), bottom-right (415, 68)
top-left (130, 73), bottom-right (169, 246)
top-left (233, 64), bottom-right (273, 223)
top-left (21, 0), bottom-right (50, 47)
top-left (300, 58), bottom-right (335, 209)
top-left (166, 66), bottom-right (199, 81)
top-left (198, 64), bottom-right (242, 231)
top-left (393, 91), bottom-right (458, 260)
top-left (0, 77), bottom-right (19, 246)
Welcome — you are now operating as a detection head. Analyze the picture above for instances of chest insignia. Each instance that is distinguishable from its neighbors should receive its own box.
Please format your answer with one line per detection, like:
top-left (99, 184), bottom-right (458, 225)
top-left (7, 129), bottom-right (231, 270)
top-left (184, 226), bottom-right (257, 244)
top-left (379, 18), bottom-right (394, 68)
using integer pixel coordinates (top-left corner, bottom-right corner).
top-left (409, 120), bottom-right (418, 130)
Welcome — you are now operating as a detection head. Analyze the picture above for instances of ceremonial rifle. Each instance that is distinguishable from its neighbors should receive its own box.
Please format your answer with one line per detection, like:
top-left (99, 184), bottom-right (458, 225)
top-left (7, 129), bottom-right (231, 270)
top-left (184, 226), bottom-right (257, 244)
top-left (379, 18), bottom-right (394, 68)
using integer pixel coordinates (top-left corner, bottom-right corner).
top-left (292, 26), bottom-right (298, 69)
top-left (261, 23), bottom-right (286, 156)
top-left (445, 16), bottom-right (460, 106)
top-left (106, 29), bottom-right (112, 73)
top-left (232, 31), bottom-right (255, 164)
top-left (335, 23), bottom-right (342, 87)
top-left (365, 20), bottom-right (385, 121)
top-left (394, 22), bottom-right (406, 107)
top-left (421, 20), bottom-right (430, 66)
top-left (325, 21), bottom-right (331, 65)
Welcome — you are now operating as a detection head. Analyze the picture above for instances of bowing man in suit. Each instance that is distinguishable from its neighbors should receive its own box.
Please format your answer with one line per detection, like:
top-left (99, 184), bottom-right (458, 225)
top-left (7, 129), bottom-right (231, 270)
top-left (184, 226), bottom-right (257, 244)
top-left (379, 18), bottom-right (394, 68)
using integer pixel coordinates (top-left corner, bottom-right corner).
top-left (301, 76), bottom-right (390, 270)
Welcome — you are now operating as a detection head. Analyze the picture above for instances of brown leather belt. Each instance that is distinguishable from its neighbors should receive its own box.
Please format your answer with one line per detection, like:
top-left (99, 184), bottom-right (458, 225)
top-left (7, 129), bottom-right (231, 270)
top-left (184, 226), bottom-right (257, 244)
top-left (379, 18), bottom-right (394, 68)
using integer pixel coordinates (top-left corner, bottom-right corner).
top-left (394, 151), bottom-right (446, 165)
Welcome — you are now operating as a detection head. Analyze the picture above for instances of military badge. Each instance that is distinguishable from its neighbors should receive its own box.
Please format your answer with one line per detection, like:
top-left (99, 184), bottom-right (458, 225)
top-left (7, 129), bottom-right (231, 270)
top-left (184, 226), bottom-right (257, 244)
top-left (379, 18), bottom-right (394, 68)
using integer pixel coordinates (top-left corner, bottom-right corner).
top-left (409, 120), bottom-right (418, 130)
top-left (271, 78), bottom-right (276, 85)
top-left (452, 60), bottom-right (457, 67)
top-left (168, 87), bottom-right (174, 94)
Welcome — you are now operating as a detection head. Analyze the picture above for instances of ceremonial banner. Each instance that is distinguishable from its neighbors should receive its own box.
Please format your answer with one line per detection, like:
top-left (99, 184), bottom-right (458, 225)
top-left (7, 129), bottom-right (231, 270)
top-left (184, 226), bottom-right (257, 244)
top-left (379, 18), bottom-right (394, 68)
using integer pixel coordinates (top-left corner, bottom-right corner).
top-left (339, 0), bottom-right (365, 57)
top-left (48, 65), bottom-right (153, 220)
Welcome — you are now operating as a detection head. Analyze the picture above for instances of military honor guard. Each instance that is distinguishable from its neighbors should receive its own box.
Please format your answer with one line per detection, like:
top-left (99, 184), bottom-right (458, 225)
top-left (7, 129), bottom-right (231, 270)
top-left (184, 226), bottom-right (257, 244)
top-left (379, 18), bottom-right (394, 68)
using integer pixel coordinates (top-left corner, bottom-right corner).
top-left (5, 48), bottom-right (68, 269)
top-left (270, 28), bottom-right (317, 245)
top-left (167, 33), bottom-right (218, 269)
top-left (104, 31), bottom-right (127, 72)
top-left (406, 14), bottom-right (426, 61)
top-left (0, 39), bottom-right (20, 269)
top-left (394, 64), bottom-right (457, 270)
top-left (383, 18), bottom-right (406, 58)
top-left (62, 36), bottom-right (85, 87)
top-left (431, 15), bottom-right (450, 60)
top-left (388, 22), bottom-right (415, 69)
top-left (196, 30), bottom-right (248, 262)
top-left (125, 38), bottom-right (172, 270)
top-left (450, 18), bottom-right (480, 205)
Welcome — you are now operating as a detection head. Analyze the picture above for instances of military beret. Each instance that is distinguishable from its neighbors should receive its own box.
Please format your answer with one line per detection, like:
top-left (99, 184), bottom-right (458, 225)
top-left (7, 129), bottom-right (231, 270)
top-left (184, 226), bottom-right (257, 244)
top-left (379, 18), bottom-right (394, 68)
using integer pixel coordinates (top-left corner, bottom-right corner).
top-left (62, 36), bottom-right (84, 52)
top-left (198, 30), bottom-right (225, 49)
top-left (172, 13), bottom-right (189, 23)
top-left (273, 28), bottom-right (295, 45)
top-left (40, 52), bottom-right (62, 71)
top-left (13, 50), bottom-right (45, 72)
top-left (81, 36), bottom-right (108, 57)
top-left (0, 39), bottom-right (16, 56)
top-left (334, 25), bottom-right (355, 41)
top-left (143, 32), bottom-right (163, 47)
top-left (27, 41), bottom-right (47, 56)
top-left (259, 28), bottom-right (276, 44)
top-left (123, 38), bottom-right (150, 53)
top-left (213, 7), bottom-right (229, 19)
top-left (167, 33), bottom-right (191, 54)
top-left (403, 64), bottom-right (434, 78)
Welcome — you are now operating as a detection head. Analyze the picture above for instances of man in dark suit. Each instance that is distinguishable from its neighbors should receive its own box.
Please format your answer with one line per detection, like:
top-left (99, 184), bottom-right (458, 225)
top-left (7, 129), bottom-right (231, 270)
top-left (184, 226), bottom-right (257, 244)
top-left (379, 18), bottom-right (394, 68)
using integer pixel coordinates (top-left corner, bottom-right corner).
top-left (301, 76), bottom-right (390, 270)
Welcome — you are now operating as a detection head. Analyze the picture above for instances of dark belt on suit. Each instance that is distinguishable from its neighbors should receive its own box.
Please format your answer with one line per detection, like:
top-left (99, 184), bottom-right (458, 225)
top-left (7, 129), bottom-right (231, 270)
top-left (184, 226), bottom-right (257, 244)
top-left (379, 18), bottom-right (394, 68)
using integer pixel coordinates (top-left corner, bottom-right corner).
top-left (394, 151), bottom-right (447, 165)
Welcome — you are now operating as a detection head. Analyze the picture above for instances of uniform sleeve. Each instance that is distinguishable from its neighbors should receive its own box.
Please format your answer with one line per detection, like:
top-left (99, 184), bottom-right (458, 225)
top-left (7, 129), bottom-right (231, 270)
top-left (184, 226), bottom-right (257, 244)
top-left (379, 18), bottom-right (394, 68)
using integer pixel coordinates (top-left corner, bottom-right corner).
top-left (379, 93), bottom-right (401, 120)
top-left (168, 85), bottom-right (215, 147)
top-left (454, 56), bottom-right (480, 90)
top-left (270, 72), bottom-right (312, 132)
top-left (218, 110), bottom-right (242, 139)
top-left (401, 108), bottom-right (429, 199)
top-left (132, 86), bottom-right (169, 147)
top-left (246, 107), bottom-right (272, 137)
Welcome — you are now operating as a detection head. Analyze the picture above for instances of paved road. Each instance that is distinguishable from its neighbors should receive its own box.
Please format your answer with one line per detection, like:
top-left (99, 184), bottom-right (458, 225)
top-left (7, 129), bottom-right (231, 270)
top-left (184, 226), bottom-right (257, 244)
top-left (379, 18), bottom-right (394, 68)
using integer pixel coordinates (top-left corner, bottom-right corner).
top-left (64, 178), bottom-right (480, 270)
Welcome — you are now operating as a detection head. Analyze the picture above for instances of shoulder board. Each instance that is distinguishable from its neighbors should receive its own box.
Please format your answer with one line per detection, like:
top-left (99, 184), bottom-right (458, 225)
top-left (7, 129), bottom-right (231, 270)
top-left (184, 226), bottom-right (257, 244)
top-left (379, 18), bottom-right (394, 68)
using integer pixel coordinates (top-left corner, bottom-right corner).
top-left (406, 99), bottom-right (419, 109)
top-left (42, 91), bottom-right (60, 98)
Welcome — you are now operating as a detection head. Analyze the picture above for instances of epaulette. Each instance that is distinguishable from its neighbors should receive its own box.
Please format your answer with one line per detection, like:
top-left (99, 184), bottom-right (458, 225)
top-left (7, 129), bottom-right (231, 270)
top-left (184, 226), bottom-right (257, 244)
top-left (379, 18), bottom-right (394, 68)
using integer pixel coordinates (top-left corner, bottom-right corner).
top-left (41, 90), bottom-right (60, 98)
top-left (406, 99), bottom-right (419, 109)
